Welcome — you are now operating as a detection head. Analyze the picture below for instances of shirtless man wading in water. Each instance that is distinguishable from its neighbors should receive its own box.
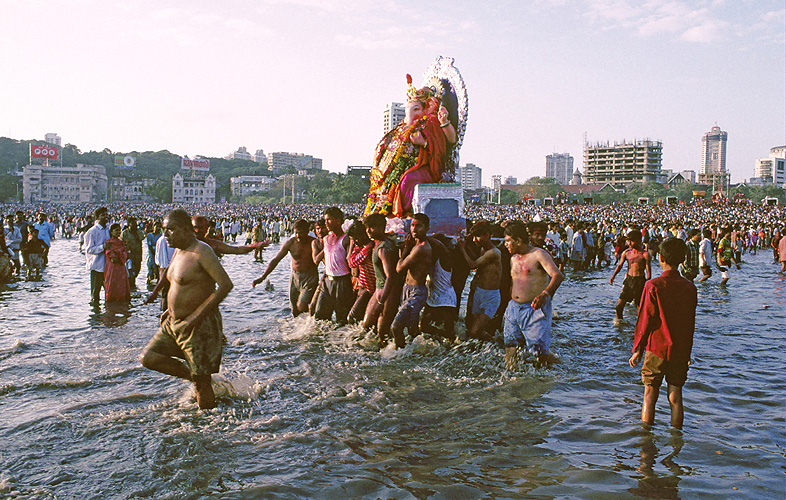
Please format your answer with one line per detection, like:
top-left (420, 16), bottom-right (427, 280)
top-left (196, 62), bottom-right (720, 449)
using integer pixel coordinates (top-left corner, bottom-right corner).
top-left (502, 223), bottom-right (564, 369)
top-left (252, 219), bottom-right (318, 317)
top-left (610, 229), bottom-right (651, 325)
top-left (141, 209), bottom-right (234, 409)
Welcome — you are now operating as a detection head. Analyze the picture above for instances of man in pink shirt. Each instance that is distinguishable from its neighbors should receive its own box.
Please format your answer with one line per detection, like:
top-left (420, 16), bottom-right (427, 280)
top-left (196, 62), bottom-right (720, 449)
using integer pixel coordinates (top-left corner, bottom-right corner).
top-left (313, 207), bottom-right (353, 324)
top-left (629, 237), bottom-right (697, 428)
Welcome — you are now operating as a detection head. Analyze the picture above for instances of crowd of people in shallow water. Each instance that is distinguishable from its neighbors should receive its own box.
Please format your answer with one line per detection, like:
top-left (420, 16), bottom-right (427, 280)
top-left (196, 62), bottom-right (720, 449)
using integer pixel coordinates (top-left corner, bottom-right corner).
top-left (1, 199), bottom-right (785, 416)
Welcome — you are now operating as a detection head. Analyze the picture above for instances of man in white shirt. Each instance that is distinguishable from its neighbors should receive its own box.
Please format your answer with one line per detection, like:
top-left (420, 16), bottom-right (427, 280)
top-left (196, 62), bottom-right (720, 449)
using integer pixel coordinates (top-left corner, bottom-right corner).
top-left (698, 228), bottom-right (713, 282)
top-left (84, 207), bottom-right (110, 305)
top-left (154, 231), bottom-right (176, 310)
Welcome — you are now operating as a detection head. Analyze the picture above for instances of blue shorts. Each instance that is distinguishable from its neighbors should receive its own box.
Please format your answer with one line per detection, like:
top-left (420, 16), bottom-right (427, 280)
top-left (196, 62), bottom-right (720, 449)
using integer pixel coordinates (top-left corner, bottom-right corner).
top-left (392, 284), bottom-right (428, 330)
top-left (503, 297), bottom-right (552, 355)
top-left (471, 287), bottom-right (501, 318)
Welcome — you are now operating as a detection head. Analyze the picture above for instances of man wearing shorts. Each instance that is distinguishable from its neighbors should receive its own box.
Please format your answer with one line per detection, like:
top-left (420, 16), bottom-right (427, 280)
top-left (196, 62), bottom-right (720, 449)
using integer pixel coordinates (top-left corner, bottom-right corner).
top-left (609, 230), bottom-right (651, 324)
top-left (252, 219), bottom-right (318, 317)
top-left (502, 223), bottom-right (563, 369)
top-left (458, 220), bottom-right (501, 341)
top-left (391, 213), bottom-right (432, 349)
top-left (141, 209), bottom-right (234, 410)
top-left (629, 238), bottom-right (697, 428)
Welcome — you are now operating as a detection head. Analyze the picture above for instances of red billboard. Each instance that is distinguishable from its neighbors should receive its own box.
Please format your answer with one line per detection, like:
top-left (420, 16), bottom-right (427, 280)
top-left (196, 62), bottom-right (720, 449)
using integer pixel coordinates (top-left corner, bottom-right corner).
top-left (30, 144), bottom-right (59, 160)
top-left (181, 157), bottom-right (210, 170)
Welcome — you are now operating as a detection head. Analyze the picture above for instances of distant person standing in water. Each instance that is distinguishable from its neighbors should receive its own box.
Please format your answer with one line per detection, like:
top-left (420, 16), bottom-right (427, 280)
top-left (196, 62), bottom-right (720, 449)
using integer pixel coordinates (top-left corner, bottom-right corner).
top-left (84, 207), bottom-right (110, 305)
top-left (629, 237), bottom-right (697, 429)
top-left (140, 209), bottom-right (233, 410)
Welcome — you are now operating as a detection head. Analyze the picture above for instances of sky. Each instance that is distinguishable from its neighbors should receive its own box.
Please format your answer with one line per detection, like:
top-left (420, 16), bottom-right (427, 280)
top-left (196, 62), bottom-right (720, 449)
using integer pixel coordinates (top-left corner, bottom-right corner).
top-left (0, 0), bottom-right (783, 185)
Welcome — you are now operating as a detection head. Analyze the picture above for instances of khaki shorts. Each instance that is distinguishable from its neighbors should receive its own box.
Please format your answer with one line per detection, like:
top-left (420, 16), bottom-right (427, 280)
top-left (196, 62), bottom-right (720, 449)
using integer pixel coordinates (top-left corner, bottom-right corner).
top-left (641, 350), bottom-right (688, 387)
top-left (144, 309), bottom-right (223, 377)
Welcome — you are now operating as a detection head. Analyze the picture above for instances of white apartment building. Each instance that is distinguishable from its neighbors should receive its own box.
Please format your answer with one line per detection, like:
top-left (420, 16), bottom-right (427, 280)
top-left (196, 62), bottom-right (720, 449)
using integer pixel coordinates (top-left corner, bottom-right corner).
top-left (230, 176), bottom-right (277, 197)
top-left (45, 133), bottom-right (61, 147)
top-left (754, 146), bottom-right (786, 185)
top-left (383, 102), bottom-right (405, 134)
top-left (22, 163), bottom-right (107, 204)
top-left (172, 170), bottom-right (216, 203)
top-left (267, 152), bottom-right (322, 173)
top-left (458, 163), bottom-right (482, 190)
top-left (227, 146), bottom-right (253, 161)
top-left (254, 149), bottom-right (267, 163)
top-left (545, 153), bottom-right (573, 185)
top-left (699, 125), bottom-right (727, 185)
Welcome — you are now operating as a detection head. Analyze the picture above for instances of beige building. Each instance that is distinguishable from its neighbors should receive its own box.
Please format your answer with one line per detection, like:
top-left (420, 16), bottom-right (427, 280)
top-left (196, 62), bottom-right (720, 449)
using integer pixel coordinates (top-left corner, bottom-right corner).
top-left (230, 175), bottom-right (277, 197)
top-left (111, 176), bottom-right (157, 202)
top-left (267, 152), bottom-right (322, 173)
top-left (458, 163), bottom-right (482, 190)
top-left (583, 139), bottom-right (663, 186)
top-left (545, 152), bottom-right (573, 185)
top-left (172, 169), bottom-right (216, 204)
top-left (699, 125), bottom-right (727, 185)
top-left (22, 163), bottom-right (107, 204)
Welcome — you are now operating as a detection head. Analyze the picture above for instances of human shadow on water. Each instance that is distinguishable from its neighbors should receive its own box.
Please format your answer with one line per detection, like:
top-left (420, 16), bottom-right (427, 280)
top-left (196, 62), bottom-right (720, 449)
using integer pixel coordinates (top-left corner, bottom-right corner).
top-left (629, 427), bottom-right (685, 500)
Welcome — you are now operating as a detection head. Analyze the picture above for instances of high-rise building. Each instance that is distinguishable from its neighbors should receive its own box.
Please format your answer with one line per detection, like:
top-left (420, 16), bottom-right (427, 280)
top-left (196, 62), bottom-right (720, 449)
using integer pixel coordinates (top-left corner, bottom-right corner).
top-left (503, 176), bottom-right (518, 185)
top-left (44, 133), bottom-right (61, 147)
top-left (545, 153), bottom-right (573, 185)
top-left (699, 125), bottom-right (727, 185)
top-left (458, 163), bottom-right (482, 190)
top-left (383, 102), bottom-right (405, 134)
top-left (583, 139), bottom-right (663, 186)
top-left (23, 164), bottom-right (107, 204)
top-left (267, 152), bottom-right (322, 173)
top-left (254, 149), bottom-right (267, 163)
top-left (754, 146), bottom-right (786, 185)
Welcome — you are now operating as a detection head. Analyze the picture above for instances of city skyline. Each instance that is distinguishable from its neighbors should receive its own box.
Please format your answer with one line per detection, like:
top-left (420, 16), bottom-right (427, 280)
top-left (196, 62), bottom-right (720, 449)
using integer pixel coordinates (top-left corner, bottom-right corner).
top-left (1, 0), bottom-right (783, 186)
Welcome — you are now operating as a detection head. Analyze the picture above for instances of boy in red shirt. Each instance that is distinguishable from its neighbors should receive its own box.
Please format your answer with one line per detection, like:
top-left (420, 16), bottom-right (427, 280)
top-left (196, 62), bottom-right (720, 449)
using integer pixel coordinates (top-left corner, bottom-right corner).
top-left (629, 237), bottom-right (697, 428)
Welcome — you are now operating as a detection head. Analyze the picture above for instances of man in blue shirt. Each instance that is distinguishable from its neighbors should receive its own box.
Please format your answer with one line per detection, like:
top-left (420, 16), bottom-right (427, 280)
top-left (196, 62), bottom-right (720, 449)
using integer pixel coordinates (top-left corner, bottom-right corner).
top-left (33, 213), bottom-right (55, 266)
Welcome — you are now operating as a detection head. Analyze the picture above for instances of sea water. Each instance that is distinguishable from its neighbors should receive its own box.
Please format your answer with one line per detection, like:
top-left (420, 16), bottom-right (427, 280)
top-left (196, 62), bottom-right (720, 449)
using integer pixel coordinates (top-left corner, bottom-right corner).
top-left (0, 237), bottom-right (783, 499)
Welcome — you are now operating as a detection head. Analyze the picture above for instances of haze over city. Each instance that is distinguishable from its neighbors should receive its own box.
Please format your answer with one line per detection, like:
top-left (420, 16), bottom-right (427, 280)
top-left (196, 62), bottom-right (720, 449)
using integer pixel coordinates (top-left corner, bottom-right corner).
top-left (1, 0), bottom-right (783, 185)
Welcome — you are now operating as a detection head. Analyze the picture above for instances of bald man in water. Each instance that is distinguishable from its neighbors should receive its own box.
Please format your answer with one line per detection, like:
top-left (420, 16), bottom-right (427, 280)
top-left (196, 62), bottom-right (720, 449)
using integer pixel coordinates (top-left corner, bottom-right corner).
top-left (141, 209), bottom-right (233, 409)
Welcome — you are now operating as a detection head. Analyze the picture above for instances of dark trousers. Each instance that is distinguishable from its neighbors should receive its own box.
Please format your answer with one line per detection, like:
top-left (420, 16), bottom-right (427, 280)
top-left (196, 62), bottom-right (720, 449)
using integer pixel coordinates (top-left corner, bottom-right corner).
top-left (315, 275), bottom-right (353, 324)
top-left (90, 270), bottom-right (104, 304)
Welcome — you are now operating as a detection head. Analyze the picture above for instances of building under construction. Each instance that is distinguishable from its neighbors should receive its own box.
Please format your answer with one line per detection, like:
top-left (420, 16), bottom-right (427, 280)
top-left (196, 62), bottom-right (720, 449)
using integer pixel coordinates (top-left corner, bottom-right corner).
top-left (582, 139), bottom-right (663, 187)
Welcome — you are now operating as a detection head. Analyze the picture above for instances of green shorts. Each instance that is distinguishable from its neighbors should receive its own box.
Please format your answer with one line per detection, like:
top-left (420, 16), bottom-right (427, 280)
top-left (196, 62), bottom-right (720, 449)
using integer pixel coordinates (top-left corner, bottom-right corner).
top-left (641, 350), bottom-right (688, 387)
top-left (144, 309), bottom-right (223, 377)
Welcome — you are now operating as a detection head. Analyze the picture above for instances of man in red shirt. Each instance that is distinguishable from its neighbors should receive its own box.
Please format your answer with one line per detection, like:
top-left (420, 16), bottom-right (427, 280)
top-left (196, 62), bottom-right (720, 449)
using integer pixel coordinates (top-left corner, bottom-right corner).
top-left (629, 237), bottom-right (697, 428)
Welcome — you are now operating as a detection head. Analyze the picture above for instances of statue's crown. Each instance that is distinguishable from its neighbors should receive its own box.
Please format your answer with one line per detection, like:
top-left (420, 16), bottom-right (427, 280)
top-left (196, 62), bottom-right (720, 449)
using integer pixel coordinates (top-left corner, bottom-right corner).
top-left (406, 73), bottom-right (436, 102)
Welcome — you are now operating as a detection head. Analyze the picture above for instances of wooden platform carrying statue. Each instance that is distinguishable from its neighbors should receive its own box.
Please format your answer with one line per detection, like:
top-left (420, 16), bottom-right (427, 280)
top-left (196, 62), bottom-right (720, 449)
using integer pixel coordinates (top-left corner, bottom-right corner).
top-left (364, 56), bottom-right (469, 232)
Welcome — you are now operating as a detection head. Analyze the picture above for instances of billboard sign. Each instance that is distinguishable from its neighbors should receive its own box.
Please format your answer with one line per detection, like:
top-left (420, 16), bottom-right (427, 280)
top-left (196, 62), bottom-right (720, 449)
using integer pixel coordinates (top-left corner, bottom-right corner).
top-left (181, 157), bottom-right (210, 171)
top-left (114, 155), bottom-right (136, 169)
top-left (30, 144), bottom-right (59, 160)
